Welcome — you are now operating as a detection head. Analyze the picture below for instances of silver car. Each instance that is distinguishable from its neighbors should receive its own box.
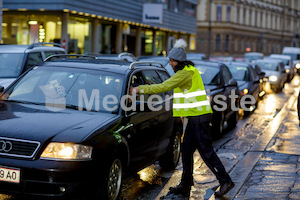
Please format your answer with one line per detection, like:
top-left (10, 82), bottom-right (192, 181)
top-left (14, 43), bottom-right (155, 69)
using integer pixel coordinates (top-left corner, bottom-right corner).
top-left (0, 43), bottom-right (66, 89)
top-left (270, 54), bottom-right (294, 82)
top-left (254, 59), bottom-right (288, 93)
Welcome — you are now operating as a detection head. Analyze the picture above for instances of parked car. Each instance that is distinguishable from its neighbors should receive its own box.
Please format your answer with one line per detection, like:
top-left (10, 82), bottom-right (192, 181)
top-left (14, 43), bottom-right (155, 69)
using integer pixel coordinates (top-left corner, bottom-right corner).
top-left (282, 46), bottom-right (300, 74)
top-left (0, 43), bottom-right (66, 89)
top-left (247, 62), bottom-right (267, 98)
top-left (254, 59), bottom-right (288, 93)
top-left (270, 54), bottom-right (294, 82)
top-left (223, 62), bottom-right (261, 113)
top-left (193, 60), bottom-right (240, 138)
top-left (244, 52), bottom-right (264, 62)
top-left (0, 55), bottom-right (182, 199)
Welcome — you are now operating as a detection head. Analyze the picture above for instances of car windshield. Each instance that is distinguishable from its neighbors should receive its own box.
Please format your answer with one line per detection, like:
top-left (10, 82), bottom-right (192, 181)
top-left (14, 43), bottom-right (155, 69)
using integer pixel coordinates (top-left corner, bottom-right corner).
top-left (2, 66), bottom-right (124, 113)
top-left (227, 65), bottom-right (249, 81)
top-left (0, 53), bottom-right (25, 78)
top-left (283, 53), bottom-right (299, 60)
top-left (256, 61), bottom-right (278, 71)
top-left (195, 65), bottom-right (220, 85)
top-left (244, 54), bottom-right (262, 60)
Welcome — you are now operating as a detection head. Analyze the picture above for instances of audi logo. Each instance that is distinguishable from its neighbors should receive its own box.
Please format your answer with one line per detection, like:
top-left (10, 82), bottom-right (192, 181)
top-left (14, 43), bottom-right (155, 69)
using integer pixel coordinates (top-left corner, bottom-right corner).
top-left (0, 140), bottom-right (13, 152)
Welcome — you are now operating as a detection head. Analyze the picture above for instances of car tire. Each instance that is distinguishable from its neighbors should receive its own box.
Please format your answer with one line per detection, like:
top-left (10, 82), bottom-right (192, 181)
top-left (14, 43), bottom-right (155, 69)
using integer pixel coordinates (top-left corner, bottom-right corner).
top-left (94, 157), bottom-right (123, 200)
top-left (211, 112), bottom-right (225, 139)
top-left (228, 110), bottom-right (239, 129)
top-left (158, 131), bottom-right (181, 170)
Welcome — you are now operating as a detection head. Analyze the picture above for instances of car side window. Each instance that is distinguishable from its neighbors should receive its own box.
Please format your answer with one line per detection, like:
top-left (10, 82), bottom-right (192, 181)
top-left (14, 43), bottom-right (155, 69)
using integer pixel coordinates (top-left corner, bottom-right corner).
top-left (157, 70), bottom-right (170, 81)
top-left (44, 51), bottom-right (64, 58)
top-left (142, 70), bottom-right (163, 84)
top-left (27, 52), bottom-right (43, 69)
top-left (249, 66), bottom-right (258, 80)
top-left (222, 66), bottom-right (232, 84)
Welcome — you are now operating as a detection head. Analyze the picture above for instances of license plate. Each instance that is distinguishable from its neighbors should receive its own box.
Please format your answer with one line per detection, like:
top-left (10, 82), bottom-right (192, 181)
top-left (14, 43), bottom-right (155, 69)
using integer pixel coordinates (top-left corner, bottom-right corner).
top-left (0, 167), bottom-right (20, 183)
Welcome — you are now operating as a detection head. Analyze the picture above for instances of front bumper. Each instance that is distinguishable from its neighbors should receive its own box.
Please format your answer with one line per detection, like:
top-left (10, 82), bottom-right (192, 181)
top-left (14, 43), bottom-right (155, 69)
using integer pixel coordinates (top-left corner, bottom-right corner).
top-left (0, 157), bottom-right (99, 197)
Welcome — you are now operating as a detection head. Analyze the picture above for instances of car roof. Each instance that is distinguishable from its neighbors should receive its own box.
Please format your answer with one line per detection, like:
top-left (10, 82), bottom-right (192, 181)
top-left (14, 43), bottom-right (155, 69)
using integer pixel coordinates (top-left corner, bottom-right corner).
top-left (244, 52), bottom-right (263, 55)
top-left (270, 54), bottom-right (291, 59)
top-left (0, 43), bottom-right (65, 53)
top-left (223, 61), bottom-right (250, 67)
top-left (193, 60), bottom-right (223, 68)
top-left (255, 59), bottom-right (282, 63)
top-left (40, 58), bottom-right (166, 74)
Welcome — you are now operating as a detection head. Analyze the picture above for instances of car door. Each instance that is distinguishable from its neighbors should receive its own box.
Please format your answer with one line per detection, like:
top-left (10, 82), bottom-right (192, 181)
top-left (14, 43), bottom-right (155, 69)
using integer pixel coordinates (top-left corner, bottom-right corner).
top-left (154, 69), bottom-right (174, 155)
top-left (221, 65), bottom-right (237, 119)
top-left (248, 66), bottom-right (260, 101)
top-left (124, 70), bottom-right (161, 170)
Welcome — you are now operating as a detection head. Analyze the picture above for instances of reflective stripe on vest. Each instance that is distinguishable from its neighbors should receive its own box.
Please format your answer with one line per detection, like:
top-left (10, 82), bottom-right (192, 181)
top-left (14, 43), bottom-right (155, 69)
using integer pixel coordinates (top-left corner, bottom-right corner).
top-left (172, 65), bottom-right (212, 117)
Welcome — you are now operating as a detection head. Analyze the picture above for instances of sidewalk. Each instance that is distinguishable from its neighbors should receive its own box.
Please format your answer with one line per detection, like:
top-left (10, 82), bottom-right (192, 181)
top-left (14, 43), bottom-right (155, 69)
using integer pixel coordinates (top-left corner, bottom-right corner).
top-left (231, 92), bottom-right (300, 199)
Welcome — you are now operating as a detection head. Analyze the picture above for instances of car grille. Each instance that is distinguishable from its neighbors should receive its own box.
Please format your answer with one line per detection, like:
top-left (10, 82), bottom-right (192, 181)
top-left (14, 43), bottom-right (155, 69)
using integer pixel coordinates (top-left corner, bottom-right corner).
top-left (0, 137), bottom-right (40, 158)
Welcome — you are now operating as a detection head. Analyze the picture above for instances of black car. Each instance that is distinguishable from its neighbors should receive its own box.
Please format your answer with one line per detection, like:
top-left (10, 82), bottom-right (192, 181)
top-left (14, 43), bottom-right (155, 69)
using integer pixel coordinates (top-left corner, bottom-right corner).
top-left (223, 62), bottom-right (261, 113)
top-left (193, 61), bottom-right (240, 138)
top-left (0, 55), bottom-right (182, 200)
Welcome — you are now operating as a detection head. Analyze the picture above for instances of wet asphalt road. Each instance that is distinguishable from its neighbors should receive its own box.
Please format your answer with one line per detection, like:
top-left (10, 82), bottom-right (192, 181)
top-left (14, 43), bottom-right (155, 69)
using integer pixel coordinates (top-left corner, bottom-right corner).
top-left (1, 75), bottom-right (299, 200)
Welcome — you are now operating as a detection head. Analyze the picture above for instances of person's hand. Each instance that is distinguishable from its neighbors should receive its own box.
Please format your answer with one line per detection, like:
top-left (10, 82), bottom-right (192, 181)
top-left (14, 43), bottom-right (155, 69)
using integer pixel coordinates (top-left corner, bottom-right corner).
top-left (130, 86), bottom-right (139, 95)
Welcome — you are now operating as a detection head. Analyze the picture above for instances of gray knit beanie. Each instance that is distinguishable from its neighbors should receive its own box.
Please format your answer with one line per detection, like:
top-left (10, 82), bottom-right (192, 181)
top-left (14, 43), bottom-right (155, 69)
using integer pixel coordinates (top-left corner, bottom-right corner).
top-left (168, 39), bottom-right (187, 62)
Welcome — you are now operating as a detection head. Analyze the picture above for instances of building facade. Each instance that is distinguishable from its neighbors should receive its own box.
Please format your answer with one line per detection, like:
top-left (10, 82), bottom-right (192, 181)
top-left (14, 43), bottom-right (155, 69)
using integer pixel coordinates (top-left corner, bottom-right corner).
top-left (1, 0), bottom-right (197, 56)
top-left (197, 0), bottom-right (300, 57)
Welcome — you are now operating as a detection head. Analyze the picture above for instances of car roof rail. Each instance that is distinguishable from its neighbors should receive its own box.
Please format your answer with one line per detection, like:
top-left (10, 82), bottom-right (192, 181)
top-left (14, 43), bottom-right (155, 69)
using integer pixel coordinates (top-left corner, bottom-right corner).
top-left (28, 42), bottom-right (63, 49)
top-left (118, 52), bottom-right (134, 57)
top-left (129, 61), bottom-right (164, 70)
top-left (44, 54), bottom-right (98, 61)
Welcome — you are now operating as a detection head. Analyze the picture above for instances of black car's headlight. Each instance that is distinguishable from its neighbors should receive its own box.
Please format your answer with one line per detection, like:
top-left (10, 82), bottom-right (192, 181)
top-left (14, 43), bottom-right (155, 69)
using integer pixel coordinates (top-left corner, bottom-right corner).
top-left (41, 142), bottom-right (92, 160)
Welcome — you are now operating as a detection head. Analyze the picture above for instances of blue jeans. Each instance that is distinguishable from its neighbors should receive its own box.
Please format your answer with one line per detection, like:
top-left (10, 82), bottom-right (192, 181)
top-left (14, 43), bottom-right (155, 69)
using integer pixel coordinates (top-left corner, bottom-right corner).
top-left (181, 114), bottom-right (231, 185)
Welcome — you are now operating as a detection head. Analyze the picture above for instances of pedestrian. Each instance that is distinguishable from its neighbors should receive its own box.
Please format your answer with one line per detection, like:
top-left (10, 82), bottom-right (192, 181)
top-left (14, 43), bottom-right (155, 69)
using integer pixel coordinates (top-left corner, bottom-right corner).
top-left (297, 90), bottom-right (300, 127)
top-left (130, 39), bottom-right (234, 197)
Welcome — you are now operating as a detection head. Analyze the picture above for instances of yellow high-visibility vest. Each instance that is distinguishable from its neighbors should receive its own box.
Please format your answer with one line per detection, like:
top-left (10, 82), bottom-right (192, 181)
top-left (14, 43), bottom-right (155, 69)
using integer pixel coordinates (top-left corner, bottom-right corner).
top-left (173, 65), bottom-right (212, 117)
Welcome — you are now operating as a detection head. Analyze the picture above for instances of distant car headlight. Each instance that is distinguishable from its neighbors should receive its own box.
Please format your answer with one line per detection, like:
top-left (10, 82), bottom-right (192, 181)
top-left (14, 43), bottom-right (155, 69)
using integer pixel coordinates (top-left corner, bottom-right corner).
top-left (243, 89), bottom-right (248, 95)
top-left (285, 69), bottom-right (290, 73)
top-left (269, 75), bottom-right (278, 82)
top-left (41, 142), bottom-right (92, 160)
top-left (296, 63), bottom-right (300, 69)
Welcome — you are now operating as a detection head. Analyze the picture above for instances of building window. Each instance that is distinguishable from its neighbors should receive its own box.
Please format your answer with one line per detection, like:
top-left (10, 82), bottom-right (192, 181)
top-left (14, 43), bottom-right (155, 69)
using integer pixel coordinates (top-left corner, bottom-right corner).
top-left (216, 5), bottom-right (222, 22)
top-left (216, 34), bottom-right (221, 52)
top-left (249, 10), bottom-right (252, 25)
top-left (236, 7), bottom-right (240, 24)
top-left (225, 35), bottom-right (229, 52)
top-left (227, 5), bottom-right (231, 22)
top-left (255, 11), bottom-right (257, 26)
top-left (243, 8), bottom-right (246, 24)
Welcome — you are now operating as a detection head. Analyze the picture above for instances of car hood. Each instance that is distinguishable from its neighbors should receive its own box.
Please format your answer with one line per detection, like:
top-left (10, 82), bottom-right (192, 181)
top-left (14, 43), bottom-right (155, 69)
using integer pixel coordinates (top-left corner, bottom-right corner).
top-left (0, 101), bottom-right (118, 144)
top-left (0, 78), bottom-right (15, 89)
top-left (261, 70), bottom-right (280, 77)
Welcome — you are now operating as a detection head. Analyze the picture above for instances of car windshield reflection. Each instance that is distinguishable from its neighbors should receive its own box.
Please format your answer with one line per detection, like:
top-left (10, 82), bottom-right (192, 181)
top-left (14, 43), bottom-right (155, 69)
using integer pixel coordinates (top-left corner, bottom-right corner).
top-left (3, 67), bottom-right (123, 113)
top-left (0, 53), bottom-right (24, 78)
top-left (195, 65), bottom-right (220, 85)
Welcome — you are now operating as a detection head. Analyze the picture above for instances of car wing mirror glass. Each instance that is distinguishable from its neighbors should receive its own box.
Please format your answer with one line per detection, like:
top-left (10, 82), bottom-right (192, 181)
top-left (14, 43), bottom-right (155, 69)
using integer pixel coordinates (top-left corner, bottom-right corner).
top-left (0, 86), bottom-right (4, 94)
top-left (228, 79), bottom-right (238, 86)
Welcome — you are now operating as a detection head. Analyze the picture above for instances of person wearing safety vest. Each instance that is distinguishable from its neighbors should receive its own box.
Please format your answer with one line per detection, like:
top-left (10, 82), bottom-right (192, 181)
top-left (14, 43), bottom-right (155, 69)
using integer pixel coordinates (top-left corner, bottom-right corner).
top-left (130, 39), bottom-right (234, 197)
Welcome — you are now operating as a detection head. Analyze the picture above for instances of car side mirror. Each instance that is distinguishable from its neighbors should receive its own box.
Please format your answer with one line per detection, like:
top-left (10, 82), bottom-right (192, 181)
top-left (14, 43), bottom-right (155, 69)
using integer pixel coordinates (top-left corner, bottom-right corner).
top-left (253, 79), bottom-right (260, 84)
top-left (0, 86), bottom-right (4, 94)
top-left (260, 72), bottom-right (265, 76)
top-left (228, 79), bottom-right (237, 86)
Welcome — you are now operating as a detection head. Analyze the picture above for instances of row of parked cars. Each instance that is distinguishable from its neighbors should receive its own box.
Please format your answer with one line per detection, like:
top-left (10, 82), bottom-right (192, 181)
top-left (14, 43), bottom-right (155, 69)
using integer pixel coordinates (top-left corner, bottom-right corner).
top-left (0, 42), bottom-right (297, 200)
top-left (0, 47), bottom-right (182, 200)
